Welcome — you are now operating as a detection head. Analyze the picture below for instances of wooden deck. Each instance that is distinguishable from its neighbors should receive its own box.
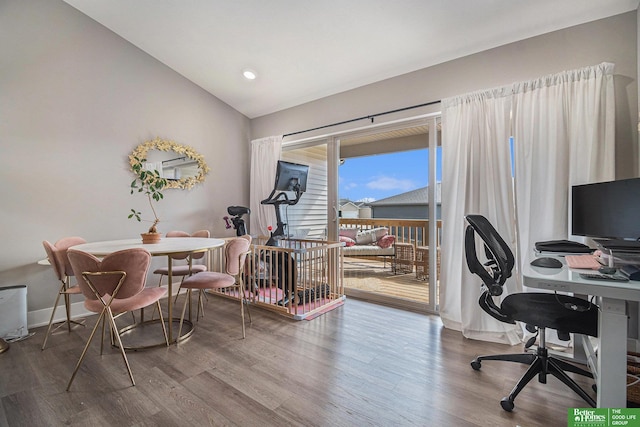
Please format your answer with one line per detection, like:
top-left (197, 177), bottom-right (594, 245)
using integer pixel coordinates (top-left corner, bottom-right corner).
top-left (339, 218), bottom-right (441, 311)
top-left (343, 257), bottom-right (438, 311)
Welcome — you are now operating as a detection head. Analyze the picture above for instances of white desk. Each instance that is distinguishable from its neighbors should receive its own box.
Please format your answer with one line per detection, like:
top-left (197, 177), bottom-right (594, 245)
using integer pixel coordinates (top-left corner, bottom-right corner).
top-left (523, 261), bottom-right (640, 408)
top-left (70, 237), bottom-right (225, 344)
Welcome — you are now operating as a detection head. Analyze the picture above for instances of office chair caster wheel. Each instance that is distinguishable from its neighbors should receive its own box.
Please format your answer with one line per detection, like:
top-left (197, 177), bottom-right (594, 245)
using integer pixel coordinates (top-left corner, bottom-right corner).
top-left (470, 359), bottom-right (481, 370)
top-left (500, 397), bottom-right (515, 412)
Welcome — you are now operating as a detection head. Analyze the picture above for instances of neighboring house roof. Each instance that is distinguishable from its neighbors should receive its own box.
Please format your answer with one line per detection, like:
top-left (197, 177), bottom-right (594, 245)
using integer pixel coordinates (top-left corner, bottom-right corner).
top-left (340, 199), bottom-right (369, 208)
top-left (340, 201), bottom-right (360, 210)
top-left (369, 184), bottom-right (441, 207)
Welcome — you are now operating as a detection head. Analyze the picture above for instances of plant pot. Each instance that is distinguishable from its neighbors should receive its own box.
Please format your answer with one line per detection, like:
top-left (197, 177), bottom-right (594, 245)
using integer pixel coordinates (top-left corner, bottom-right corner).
top-left (141, 232), bottom-right (162, 244)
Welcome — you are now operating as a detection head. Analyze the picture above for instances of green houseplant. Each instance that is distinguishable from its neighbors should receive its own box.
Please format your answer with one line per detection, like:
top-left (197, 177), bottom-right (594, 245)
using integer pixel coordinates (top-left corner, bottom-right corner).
top-left (128, 155), bottom-right (168, 243)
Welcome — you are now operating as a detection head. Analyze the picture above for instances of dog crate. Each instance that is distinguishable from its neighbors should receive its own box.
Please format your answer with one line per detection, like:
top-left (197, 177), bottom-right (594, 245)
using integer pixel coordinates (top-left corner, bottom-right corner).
top-left (212, 237), bottom-right (344, 320)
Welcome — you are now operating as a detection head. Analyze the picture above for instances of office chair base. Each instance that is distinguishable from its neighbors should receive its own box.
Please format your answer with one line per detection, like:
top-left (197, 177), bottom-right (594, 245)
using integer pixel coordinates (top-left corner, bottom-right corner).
top-left (500, 397), bottom-right (515, 412)
top-left (471, 352), bottom-right (537, 371)
top-left (472, 350), bottom-right (596, 412)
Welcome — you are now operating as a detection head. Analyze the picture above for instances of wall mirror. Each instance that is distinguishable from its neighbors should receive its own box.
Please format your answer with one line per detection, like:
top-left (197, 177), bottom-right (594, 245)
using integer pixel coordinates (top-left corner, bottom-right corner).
top-left (129, 137), bottom-right (210, 189)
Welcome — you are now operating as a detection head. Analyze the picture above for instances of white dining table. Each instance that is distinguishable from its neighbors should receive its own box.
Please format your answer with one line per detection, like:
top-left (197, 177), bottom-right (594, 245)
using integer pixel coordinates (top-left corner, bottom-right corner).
top-left (70, 237), bottom-right (225, 345)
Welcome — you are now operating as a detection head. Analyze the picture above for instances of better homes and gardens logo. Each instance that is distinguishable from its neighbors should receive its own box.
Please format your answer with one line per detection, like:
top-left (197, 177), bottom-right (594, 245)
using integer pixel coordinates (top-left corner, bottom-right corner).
top-left (568, 408), bottom-right (640, 427)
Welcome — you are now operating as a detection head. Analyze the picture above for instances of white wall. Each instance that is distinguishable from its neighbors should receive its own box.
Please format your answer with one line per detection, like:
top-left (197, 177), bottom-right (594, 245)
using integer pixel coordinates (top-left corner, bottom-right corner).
top-left (252, 12), bottom-right (638, 178)
top-left (0, 0), bottom-right (250, 324)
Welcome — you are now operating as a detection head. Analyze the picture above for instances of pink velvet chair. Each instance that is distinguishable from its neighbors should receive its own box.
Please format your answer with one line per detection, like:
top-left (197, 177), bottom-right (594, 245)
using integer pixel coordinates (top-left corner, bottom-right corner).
top-left (153, 229), bottom-right (210, 294)
top-left (66, 248), bottom-right (168, 391)
top-left (41, 236), bottom-right (87, 350)
top-left (151, 229), bottom-right (210, 319)
top-left (177, 236), bottom-right (252, 341)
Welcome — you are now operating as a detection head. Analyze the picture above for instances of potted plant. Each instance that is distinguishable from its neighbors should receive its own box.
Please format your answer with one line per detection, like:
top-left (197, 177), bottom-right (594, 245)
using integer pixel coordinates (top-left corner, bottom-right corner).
top-left (128, 155), bottom-right (168, 244)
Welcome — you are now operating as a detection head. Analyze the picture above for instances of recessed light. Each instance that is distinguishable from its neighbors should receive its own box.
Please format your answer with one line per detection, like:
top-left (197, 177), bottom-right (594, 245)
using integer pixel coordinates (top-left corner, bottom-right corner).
top-left (243, 69), bottom-right (257, 80)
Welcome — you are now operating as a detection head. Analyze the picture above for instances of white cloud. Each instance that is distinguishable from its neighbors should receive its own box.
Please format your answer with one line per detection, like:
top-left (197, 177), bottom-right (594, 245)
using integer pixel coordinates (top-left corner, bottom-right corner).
top-left (366, 176), bottom-right (415, 192)
top-left (357, 197), bottom-right (376, 203)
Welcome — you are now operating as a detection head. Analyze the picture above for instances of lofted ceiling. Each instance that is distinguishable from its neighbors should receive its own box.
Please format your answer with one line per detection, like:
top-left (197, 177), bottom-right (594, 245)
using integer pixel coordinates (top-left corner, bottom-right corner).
top-left (63, 0), bottom-right (638, 119)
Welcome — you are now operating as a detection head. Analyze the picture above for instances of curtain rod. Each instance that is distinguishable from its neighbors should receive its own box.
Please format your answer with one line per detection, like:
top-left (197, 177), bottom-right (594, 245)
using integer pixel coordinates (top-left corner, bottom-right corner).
top-left (283, 99), bottom-right (441, 138)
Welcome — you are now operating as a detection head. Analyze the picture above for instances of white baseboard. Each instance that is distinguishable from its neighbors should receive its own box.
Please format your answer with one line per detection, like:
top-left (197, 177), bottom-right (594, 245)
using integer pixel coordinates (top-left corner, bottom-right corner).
top-left (28, 301), bottom-right (92, 330)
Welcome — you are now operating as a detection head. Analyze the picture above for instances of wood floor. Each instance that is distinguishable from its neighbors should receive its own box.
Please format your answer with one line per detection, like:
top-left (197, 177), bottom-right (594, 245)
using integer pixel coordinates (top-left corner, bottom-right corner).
top-left (0, 295), bottom-right (594, 426)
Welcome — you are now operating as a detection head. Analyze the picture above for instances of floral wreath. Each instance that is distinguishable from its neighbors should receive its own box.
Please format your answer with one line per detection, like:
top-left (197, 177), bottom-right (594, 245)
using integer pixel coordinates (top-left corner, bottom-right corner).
top-left (129, 137), bottom-right (210, 190)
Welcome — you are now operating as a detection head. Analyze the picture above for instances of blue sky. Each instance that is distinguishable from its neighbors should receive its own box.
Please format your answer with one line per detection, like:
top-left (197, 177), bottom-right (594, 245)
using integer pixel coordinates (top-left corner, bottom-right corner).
top-left (339, 148), bottom-right (441, 202)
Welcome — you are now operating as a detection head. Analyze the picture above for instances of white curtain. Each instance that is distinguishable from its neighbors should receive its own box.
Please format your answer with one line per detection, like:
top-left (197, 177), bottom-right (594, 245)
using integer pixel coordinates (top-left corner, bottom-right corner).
top-left (440, 62), bottom-right (615, 345)
top-left (513, 62), bottom-right (616, 269)
top-left (440, 88), bottom-right (522, 345)
top-left (512, 63), bottom-right (616, 346)
top-left (249, 135), bottom-right (282, 237)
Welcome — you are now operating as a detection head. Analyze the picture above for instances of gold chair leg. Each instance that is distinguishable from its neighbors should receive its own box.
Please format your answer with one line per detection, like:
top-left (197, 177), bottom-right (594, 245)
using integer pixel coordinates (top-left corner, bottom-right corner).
top-left (172, 276), bottom-right (188, 305)
top-left (66, 309), bottom-right (107, 391)
top-left (196, 290), bottom-right (205, 320)
top-left (200, 290), bottom-right (207, 317)
top-left (41, 287), bottom-right (64, 350)
top-left (155, 301), bottom-right (169, 346)
top-left (64, 292), bottom-right (72, 333)
top-left (239, 286), bottom-right (247, 339)
top-left (244, 294), bottom-right (252, 325)
top-left (106, 307), bottom-right (135, 387)
top-left (240, 296), bottom-right (245, 339)
top-left (101, 313), bottom-right (109, 354)
top-left (42, 282), bottom-right (87, 351)
top-left (176, 289), bottom-right (191, 346)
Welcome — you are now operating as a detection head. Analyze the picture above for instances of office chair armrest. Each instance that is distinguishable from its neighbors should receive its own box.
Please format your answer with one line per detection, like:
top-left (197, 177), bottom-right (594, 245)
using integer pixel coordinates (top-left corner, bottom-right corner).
top-left (479, 291), bottom-right (516, 324)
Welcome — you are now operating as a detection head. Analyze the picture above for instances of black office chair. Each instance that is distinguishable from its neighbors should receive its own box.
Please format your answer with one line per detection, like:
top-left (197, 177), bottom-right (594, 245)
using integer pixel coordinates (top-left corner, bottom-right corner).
top-left (464, 214), bottom-right (598, 411)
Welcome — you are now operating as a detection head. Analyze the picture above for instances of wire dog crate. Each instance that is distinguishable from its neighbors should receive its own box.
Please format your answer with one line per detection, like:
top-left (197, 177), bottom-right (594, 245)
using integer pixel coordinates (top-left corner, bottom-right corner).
top-left (212, 237), bottom-right (344, 320)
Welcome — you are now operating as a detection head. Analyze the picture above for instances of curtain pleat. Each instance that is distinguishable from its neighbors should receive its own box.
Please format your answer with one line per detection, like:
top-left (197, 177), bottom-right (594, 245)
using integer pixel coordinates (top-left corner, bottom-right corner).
top-left (441, 91), bottom-right (521, 345)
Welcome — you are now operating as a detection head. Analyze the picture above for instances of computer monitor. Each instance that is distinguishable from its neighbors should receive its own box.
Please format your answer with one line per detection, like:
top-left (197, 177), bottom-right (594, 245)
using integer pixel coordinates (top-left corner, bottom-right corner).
top-left (274, 161), bottom-right (309, 192)
top-left (571, 177), bottom-right (640, 241)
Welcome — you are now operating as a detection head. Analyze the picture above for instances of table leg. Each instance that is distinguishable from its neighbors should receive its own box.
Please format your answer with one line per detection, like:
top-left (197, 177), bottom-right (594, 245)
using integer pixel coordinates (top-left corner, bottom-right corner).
top-left (572, 293), bottom-right (590, 366)
top-left (596, 297), bottom-right (628, 407)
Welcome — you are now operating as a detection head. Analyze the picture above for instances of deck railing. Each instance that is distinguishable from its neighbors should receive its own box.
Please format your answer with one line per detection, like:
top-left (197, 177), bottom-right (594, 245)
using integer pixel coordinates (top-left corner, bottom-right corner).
top-left (339, 218), bottom-right (442, 251)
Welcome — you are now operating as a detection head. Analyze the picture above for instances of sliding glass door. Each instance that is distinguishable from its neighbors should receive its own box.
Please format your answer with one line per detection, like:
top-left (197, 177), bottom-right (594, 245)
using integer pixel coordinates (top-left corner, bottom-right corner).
top-left (280, 114), bottom-right (441, 314)
top-left (336, 115), bottom-right (441, 313)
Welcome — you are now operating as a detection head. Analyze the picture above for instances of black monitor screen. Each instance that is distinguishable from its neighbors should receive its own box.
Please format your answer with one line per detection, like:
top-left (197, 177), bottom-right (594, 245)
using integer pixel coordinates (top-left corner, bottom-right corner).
top-left (571, 177), bottom-right (640, 240)
top-left (274, 161), bottom-right (309, 192)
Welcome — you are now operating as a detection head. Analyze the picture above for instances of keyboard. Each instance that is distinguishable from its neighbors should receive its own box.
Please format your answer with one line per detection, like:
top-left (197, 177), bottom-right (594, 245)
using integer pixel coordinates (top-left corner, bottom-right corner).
top-left (565, 254), bottom-right (601, 270)
top-left (579, 273), bottom-right (629, 282)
